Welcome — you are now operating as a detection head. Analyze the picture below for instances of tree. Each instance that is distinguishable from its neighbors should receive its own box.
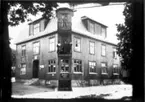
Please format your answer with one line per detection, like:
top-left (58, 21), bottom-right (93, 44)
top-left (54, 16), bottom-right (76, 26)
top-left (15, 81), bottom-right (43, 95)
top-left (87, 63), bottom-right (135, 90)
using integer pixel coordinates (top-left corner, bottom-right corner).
top-left (116, 3), bottom-right (133, 83)
top-left (116, 2), bottom-right (143, 101)
top-left (1, 1), bottom-right (58, 99)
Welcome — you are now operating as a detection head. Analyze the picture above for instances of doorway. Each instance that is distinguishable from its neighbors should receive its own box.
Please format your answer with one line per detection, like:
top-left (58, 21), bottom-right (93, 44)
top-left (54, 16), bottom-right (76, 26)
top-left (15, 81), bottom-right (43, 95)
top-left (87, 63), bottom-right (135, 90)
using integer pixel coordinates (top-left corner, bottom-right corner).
top-left (32, 60), bottom-right (39, 78)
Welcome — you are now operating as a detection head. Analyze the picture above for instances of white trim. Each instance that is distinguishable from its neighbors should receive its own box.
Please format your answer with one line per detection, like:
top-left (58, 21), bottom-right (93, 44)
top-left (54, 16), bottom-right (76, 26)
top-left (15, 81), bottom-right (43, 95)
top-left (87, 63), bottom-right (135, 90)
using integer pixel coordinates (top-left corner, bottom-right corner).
top-left (47, 72), bottom-right (56, 74)
top-left (113, 73), bottom-right (119, 75)
top-left (101, 73), bottom-right (108, 75)
top-left (89, 72), bottom-right (97, 74)
top-left (73, 72), bottom-right (83, 74)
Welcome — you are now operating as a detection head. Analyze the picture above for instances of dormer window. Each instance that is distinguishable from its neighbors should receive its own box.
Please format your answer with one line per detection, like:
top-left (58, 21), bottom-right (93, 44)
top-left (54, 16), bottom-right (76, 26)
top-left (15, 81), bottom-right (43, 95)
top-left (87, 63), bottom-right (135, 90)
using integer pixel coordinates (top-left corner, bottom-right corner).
top-left (34, 23), bottom-right (40, 35)
top-left (101, 27), bottom-right (106, 38)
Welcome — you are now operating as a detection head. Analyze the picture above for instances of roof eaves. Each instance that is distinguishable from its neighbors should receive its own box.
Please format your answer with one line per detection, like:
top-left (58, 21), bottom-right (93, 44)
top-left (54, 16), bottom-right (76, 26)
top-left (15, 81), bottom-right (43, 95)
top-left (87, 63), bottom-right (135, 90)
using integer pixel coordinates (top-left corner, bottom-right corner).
top-left (15, 31), bottom-right (57, 45)
top-left (72, 31), bottom-right (117, 46)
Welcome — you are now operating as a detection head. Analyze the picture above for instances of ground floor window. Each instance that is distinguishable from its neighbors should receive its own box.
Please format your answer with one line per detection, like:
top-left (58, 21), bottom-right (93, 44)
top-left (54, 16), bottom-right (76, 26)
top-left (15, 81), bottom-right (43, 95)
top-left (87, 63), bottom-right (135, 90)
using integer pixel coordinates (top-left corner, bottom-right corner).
top-left (73, 59), bottom-right (82, 73)
top-left (89, 61), bottom-right (96, 73)
top-left (20, 63), bottom-right (26, 75)
top-left (60, 59), bottom-right (69, 73)
top-left (101, 62), bottom-right (107, 74)
top-left (48, 60), bottom-right (56, 73)
top-left (113, 64), bottom-right (119, 74)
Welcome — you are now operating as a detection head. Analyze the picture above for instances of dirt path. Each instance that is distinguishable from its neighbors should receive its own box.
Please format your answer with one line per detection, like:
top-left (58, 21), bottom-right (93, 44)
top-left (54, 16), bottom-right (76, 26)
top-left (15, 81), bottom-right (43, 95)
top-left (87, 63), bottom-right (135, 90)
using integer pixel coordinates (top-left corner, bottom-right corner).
top-left (12, 82), bottom-right (55, 95)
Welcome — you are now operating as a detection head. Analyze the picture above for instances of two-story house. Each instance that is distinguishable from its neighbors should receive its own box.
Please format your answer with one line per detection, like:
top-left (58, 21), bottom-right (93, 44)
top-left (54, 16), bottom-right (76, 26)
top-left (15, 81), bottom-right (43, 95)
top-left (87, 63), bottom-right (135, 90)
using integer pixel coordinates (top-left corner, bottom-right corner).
top-left (15, 7), bottom-right (121, 88)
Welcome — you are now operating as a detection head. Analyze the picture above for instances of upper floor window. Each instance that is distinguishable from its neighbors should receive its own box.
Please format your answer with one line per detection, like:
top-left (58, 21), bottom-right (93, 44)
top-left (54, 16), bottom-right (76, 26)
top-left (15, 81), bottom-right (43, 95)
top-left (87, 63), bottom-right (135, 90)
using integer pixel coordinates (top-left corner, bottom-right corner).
top-left (113, 48), bottom-right (117, 59)
top-left (89, 41), bottom-right (95, 54)
top-left (34, 23), bottom-right (40, 35)
top-left (101, 62), bottom-right (107, 74)
top-left (101, 44), bottom-right (106, 56)
top-left (22, 45), bottom-right (26, 56)
top-left (48, 60), bottom-right (56, 73)
top-left (73, 59), bottom-right (82, 73)
top-left (49, 37), bottom-right (55, 52)
top-left (101, 28), bottom-right (106, 38)
top-left (95, 24), bottom-right (101, 35)
top-left (89, 22), bottom-right (95, 34)
top-left (113, 64), bottom-right (119, 74)
top-left (33, 42), bottom-right (40, 55)
top-left (74, 37), bottom-right (81, 52)
top-left (89, 61), bottom-right (96, 73)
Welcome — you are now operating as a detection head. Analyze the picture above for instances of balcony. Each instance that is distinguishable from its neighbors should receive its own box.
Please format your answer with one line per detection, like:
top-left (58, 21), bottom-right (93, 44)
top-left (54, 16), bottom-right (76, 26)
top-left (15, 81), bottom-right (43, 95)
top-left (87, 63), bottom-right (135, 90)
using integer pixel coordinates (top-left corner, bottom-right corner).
top-left (57, 43), bottom-right (72, 56)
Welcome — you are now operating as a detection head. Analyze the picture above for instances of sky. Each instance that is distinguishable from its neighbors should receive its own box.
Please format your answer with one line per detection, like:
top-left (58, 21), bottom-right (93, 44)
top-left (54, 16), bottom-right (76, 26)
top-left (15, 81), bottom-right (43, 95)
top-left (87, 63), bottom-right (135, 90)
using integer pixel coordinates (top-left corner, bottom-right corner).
top-left (9, 2), bottom-right (125, 50)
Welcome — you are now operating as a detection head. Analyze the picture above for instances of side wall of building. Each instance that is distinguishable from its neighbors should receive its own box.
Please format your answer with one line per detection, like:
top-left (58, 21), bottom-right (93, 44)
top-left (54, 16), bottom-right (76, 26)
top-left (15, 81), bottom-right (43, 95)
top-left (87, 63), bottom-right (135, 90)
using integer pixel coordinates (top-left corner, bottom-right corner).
top-left (15, 33), bottom-right (58, 79)
top-left (71, 33), bottom-right (120, 82)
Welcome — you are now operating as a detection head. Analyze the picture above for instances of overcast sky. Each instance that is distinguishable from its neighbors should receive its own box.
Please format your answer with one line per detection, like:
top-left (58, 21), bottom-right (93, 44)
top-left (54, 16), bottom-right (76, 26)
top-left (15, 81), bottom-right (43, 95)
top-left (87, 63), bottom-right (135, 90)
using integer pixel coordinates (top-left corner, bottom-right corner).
top-left (9, 2), bottom-right (125, 49)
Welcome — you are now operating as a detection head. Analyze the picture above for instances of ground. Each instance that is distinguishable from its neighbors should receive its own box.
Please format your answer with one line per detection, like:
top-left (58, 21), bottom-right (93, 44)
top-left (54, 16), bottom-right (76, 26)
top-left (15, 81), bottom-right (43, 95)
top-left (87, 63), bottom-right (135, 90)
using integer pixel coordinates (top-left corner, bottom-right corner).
top-left (12, 78), bottom-right (132, 100)
top-left (12, 81), bottom-right (54, 95)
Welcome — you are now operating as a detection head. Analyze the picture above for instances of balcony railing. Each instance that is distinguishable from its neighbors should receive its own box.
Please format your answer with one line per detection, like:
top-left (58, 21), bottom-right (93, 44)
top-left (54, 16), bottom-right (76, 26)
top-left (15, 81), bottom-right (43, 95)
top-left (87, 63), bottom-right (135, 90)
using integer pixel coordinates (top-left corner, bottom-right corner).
top-left (57, 43), bottom-right (72, 55)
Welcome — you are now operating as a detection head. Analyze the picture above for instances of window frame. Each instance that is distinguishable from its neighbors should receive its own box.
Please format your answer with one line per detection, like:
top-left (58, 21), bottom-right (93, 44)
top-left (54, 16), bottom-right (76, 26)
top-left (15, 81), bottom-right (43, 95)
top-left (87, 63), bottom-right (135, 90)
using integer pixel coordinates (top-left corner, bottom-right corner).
top-left (113, 48), bottom-right (117, 59)
top-left (113, 64), bottom-right (119, 75)
top-left (89, 41), bottom-right (95, 55)
top-left (89, 21), bottom-right (95, 34)
top-left (73, 59), bottom-right (82, 74)
top-left (33, 41), bottom-right (40, 55)
top-left (20, 63), bottom-right (26, 75)
top-left (33, 23), bottom-right (40, 35)
top-left (47, 59), bottom-right (56, 74)
top-left (101, 44), bottom-right (106, 57)
top-left (89, 61), bottom-right (97, 74)
top-left (101, 62), bottom-right (108, 75)
top-left (101, 27), bottom-right (106, 38)
top-left (21, 45), bottom-right (26, 57)
top-left (74, 37), bottom-right (81, 52)
top-left (49, 36), bottom-right (56, 52)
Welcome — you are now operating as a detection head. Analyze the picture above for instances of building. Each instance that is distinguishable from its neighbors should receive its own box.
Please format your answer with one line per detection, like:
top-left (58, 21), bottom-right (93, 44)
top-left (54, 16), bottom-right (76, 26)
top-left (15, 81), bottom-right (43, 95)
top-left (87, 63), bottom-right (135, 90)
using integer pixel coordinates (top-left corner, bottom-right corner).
top-left (15, 7), bottom-right (121, 88)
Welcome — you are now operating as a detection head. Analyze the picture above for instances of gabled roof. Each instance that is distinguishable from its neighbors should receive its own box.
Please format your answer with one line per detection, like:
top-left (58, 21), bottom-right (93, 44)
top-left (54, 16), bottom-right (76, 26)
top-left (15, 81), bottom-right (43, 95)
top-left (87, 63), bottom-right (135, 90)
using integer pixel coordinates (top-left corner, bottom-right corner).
top-left (14, 14), bottom-right (116, 46)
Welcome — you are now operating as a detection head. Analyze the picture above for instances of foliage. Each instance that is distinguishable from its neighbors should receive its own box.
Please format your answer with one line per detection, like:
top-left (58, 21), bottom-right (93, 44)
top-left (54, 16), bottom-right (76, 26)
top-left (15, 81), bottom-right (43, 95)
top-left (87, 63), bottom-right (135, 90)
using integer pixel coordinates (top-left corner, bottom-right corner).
top-left (7, 1), bottom-right (58, 26)
top-left (116, 3), bottom-right (133, 70)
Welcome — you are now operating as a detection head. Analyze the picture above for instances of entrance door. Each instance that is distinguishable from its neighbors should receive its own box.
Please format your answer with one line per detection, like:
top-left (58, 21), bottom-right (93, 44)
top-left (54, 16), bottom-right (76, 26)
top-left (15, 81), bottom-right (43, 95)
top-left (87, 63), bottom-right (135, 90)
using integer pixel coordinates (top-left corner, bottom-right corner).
top-left (58, 58), bottom-right (72, 91)
top-left (60, 59), bottom-right (70, 79)
top-left (33, 60), bottom-right (39, 78)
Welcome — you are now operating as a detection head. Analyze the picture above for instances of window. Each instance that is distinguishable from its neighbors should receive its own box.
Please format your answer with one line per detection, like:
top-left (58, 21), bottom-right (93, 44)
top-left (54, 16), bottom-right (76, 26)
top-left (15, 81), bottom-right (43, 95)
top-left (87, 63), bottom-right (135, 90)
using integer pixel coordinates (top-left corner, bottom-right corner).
top-left (20, 63), bottom-right (26, 75)
top-left (74, 59), bottom-right (82, 73)
top-left (113, 64), bottom-right (119, 74)
top-left (89, 42), bottom-right (95, 54)
top-left (89, 61), bottom-right (96, 73)
top-left (101, 63), bottom-right (107, 74)
top-left (113, 48), bottom-right (117, 59)
top-left (22, 45), bottom-right (26, 56)
top-left (95, 24), bottom-right (101, 35)
top-left (101, 45), bottom-right (106, 56)
top-left (49, 37), bottom-right (55, 52)
top-left (34, 23), bottom-right (40, 35)
top-left (33, 42), bottom-right (40, 55)
top-left (101, 27), bottom-right (106, 38)
top-left (60, 59), bottom-right (69, 73)
top-left (48, 60), bottom-right (56, 73)
top-left (89, 22), bottom-right (95, 34)
top-left (74, 37), bottom-right (81, 52)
